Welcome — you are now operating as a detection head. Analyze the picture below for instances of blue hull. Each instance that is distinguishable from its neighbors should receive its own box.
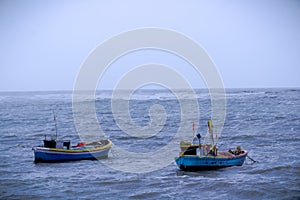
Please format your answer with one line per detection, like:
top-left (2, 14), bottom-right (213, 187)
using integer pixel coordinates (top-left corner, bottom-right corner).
top-left (33, 148), bottom-right (111, 162)
top-left (33, 140), bottom-right (112, 163)
top-left (175, 152), bottom-right (247, 171)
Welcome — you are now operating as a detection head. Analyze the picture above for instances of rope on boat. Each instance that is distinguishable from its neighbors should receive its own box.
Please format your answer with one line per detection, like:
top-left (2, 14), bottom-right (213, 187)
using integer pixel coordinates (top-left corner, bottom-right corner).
top-left (247, 155), bottom-right (258, 163)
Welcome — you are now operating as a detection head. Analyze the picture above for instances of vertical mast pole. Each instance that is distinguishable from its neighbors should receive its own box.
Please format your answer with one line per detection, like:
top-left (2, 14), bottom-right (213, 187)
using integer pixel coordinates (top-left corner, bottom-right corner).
top-left (53, 110), bottom-right (58, 140)
top-left (208, 120), bottom-right (214, 145)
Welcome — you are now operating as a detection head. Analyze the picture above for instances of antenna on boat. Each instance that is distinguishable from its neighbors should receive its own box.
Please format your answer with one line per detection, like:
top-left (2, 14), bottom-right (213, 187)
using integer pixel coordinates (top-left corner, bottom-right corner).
top-left (53, 110), bottom-right (58, 140)
top-left (192, 122), bottom-right (195, 137)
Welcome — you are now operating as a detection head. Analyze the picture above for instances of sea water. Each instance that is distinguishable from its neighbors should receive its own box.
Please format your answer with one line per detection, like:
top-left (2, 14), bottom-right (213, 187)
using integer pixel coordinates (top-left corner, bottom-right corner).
top-left (0, 88), bottom-right (299, 199)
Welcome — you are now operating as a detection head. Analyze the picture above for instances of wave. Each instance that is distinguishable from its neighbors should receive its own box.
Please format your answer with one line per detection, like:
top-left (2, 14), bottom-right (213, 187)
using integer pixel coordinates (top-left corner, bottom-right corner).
top-left (129, 191), bottom-right (160, 199)
top-left (248, 165), bottom-right (298, 175)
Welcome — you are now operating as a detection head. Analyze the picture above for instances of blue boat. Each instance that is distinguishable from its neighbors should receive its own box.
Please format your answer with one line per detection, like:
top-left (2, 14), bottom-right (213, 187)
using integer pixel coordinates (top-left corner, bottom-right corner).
top-left (175, 143), bottom-right (247, 171)
top-left (33, 139), bottom-right (112, 163)
top-left (32, 112), bottom-right (112, 163)
top-left (175, 120), bottom-right (248, 171)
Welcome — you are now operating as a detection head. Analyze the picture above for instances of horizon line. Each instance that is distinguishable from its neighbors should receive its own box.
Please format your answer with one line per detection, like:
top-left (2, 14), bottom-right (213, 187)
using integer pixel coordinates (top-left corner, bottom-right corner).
top-left (0, 86), bottom-right (299, 93)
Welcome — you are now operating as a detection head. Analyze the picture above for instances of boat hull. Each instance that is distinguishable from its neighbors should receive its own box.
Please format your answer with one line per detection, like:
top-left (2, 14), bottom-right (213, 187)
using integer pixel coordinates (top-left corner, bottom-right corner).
top-left (33, 140), bottom-right (112, 163)
top-left (175, 151), bottom-right (247, 171)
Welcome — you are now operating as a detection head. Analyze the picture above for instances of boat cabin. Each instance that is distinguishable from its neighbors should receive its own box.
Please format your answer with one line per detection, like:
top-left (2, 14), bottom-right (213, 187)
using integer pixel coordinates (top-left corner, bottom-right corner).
top-left (43, 139), bottom-right (70, 149)
top-left (180, 141), bottom-right (217, 156)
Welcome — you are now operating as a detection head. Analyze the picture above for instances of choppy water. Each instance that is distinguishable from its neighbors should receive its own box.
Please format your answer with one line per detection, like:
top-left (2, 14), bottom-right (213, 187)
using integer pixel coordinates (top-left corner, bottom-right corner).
top-left (0, 88), bottom-right (299, 199)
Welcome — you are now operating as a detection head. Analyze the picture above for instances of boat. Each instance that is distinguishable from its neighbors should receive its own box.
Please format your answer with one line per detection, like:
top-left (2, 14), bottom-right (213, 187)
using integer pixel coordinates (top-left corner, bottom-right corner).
top-left (32, 112), bottom-right (112, 163)
top-left (175, 120), bottom-right (248, 171)
top-left (33, 138), bottom-right (112, 163)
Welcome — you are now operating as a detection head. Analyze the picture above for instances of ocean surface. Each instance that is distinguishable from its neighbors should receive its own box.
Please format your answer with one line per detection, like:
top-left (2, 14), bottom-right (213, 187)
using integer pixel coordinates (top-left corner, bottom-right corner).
top-left (0, 88), bottom-right (299, 199)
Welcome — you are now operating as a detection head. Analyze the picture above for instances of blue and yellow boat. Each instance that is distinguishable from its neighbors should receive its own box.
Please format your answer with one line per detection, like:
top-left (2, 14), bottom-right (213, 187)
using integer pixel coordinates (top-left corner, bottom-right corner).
top-left (175, 143), bottom-right (247, 171)
top-left (175, 120), bottom-right (248, 171)
top-left (32, 112), bottom-right (112, 163)
top-left (33, 139), bottom-right (112, 163)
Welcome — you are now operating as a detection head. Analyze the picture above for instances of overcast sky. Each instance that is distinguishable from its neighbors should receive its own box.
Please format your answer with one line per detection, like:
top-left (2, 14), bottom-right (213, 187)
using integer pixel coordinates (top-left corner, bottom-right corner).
top-left (1, 0), bottom-right (300, 91)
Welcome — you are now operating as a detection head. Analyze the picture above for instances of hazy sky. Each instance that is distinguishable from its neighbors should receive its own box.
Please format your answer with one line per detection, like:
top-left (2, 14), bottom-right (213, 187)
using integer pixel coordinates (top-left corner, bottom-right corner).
top-left (1, 0), bottom-right (300, 91)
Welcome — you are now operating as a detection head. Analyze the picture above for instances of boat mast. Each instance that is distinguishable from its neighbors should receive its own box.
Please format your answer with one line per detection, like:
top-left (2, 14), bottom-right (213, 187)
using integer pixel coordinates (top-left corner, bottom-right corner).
top-left (53, 110), bottom-right (58, 140)
top-left (208, 120), bottom-right (214, 145)
top-left (192, 122), bottom-right (195, 137)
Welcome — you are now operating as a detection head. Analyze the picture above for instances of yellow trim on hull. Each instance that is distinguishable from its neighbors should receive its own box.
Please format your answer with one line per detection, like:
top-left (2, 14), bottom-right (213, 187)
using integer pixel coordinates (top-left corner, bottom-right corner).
top-left (39, 140), bottom-right (112, 153)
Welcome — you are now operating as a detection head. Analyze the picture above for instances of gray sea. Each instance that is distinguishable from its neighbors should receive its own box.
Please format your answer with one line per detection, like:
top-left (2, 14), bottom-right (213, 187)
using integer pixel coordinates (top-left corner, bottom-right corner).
top-left (0, 88), bottom-right (299, 199)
